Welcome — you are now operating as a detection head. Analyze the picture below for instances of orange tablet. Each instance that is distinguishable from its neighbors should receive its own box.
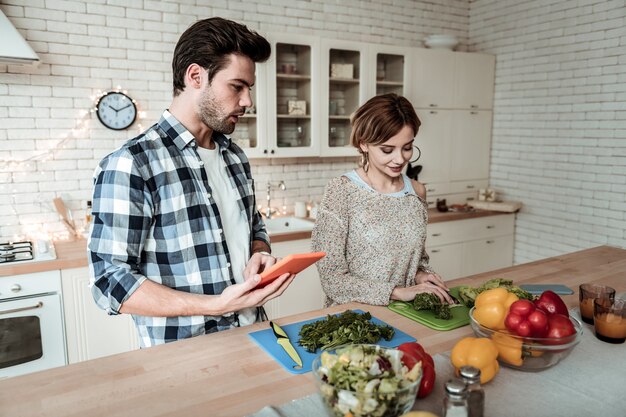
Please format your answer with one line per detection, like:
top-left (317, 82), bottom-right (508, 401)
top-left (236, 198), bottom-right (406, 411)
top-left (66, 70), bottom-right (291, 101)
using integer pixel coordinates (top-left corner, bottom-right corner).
top-left (256, 252), bottom-right (326, 288)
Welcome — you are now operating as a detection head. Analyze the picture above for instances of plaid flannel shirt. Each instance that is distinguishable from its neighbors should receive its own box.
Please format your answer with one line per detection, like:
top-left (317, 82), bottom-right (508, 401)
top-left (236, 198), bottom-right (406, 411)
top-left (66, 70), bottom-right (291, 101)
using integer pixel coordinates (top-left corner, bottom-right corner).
top-left (88, 110), bottom-right (269, 347)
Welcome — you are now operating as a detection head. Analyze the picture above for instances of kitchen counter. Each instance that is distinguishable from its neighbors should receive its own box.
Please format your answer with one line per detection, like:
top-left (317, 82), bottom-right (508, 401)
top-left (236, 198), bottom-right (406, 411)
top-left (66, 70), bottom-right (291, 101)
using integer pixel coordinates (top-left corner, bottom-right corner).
top-left (1, 245), bottom-right (623, 417)
top-left (0, 209), bottom-right (507, 276)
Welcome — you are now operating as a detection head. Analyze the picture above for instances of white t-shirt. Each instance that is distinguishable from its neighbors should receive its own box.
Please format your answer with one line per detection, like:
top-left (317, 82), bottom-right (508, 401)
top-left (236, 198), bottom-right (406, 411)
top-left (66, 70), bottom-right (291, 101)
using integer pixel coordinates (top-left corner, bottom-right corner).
top-left (196, 145), bottom-right (256, 326)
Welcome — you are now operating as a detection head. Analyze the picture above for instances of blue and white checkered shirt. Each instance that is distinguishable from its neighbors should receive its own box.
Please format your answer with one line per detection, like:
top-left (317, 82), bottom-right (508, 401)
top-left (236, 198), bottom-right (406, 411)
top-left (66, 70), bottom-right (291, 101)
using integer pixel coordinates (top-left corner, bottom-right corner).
top-left (88, 110), bottom-right (269, 347)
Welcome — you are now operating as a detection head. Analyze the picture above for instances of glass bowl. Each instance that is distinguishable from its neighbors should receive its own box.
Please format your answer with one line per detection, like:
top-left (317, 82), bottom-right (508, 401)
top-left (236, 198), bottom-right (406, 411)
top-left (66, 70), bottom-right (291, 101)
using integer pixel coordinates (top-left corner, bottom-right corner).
top-left (469, 307), bottom-right (583, 372)
top-left (311, 344), bottom-right (421, 417)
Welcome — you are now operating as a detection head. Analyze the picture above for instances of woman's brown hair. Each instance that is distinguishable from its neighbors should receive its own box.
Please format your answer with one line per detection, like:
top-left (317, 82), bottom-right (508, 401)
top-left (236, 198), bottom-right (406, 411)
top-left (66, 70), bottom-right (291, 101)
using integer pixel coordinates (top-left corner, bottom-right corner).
top-left (350, 93), bottom-right (420, 152)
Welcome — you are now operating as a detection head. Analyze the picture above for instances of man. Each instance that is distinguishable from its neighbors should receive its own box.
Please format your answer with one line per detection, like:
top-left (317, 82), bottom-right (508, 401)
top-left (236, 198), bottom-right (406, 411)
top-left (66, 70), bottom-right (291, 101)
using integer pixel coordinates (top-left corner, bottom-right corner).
top-left (88, 17), bottom-right (294, 348)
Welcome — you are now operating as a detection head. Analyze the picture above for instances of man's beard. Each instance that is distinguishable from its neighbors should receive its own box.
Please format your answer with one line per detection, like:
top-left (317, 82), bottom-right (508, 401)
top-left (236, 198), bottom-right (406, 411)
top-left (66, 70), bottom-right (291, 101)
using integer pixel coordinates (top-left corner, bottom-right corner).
top-left (198, 88), bottom-right (241, 135)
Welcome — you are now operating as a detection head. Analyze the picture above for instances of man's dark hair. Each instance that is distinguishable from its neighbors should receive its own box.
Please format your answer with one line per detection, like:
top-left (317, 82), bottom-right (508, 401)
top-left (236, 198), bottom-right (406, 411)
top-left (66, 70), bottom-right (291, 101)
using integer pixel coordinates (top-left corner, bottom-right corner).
top-left (172, 17), bottom-right (271, 96)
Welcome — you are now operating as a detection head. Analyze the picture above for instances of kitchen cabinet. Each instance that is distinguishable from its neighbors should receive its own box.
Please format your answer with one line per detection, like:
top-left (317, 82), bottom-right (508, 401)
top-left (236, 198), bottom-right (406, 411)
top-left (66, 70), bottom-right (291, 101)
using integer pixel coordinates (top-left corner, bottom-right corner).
top-left (450, 110), bottom-right (493, 181)
top-left (426, 214), bottom-right (515, 280)
top-left (453, 52), bottom-right (496, 110)
top-left (61, 267), bottom-right (139, 364)
top-left (411, 49), bottom-right (494, 110)
top-left (411, 49), bottom-right (456, 109)
top-left (263, 239), bottom-right (324, 319)
top-left (319, 38), bottom-right (368, 157)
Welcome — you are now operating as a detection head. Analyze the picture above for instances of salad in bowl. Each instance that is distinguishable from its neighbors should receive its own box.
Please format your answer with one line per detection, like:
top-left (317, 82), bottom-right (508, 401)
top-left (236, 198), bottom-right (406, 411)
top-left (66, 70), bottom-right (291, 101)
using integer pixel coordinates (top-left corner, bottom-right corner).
top-left (312, 344), bottom-right (422, 417)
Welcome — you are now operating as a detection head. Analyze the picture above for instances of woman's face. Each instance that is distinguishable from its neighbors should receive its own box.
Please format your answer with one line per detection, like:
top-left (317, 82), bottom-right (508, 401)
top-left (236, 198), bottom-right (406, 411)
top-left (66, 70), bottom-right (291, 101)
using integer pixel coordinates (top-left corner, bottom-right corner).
top-left (360, 124), bottom-right (415, 178)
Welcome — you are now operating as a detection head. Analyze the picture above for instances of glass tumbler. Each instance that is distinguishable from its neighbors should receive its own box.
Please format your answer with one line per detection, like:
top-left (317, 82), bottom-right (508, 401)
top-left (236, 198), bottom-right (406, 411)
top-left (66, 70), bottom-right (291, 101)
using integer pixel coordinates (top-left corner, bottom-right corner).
top-left (579, 284), bottom-right (615, 325)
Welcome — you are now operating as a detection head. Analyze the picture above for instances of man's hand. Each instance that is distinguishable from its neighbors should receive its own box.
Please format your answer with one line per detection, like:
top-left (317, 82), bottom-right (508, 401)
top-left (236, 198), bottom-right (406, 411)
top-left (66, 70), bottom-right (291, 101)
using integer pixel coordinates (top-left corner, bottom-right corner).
top-left (218, 269), bottom-right (295, 314)
top-left (243, 251), bottom-right (277, 281)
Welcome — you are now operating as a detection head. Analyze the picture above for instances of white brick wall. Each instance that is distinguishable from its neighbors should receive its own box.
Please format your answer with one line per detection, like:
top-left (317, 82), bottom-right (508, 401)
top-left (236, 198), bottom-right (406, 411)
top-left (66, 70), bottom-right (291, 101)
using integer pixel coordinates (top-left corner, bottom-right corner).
top-left (471, 0), bottom-right (626, 262)
top-left (0, 0), bottom-right (470, 239)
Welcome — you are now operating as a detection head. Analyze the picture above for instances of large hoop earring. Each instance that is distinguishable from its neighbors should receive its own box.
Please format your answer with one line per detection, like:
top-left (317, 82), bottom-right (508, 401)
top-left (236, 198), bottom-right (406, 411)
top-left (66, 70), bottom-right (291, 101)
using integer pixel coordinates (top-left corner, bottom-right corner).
top-left (360, 152), bottom-right (369, 172)
top-left (410, 145), bottom-right (421, 163)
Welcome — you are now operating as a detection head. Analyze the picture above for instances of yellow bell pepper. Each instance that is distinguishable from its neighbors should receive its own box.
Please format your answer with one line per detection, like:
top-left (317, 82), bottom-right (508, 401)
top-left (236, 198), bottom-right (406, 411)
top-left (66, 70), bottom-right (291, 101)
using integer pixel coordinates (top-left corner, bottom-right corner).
top-left (473, 287), bottom-right (519, 330)
top-left (491, 332), bottom-right (523, 366)
top-left (450, 337), bottom-right (500, 384)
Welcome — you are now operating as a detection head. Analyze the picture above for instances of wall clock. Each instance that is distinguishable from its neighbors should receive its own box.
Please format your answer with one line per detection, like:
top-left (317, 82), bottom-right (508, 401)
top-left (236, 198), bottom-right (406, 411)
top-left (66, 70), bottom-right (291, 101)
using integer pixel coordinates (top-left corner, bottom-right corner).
top-left (95, 91), bottom-right (137, 130)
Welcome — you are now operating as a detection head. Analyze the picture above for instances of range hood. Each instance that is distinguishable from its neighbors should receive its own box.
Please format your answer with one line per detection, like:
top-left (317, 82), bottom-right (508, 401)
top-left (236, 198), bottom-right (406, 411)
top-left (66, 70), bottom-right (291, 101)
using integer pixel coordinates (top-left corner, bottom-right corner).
top-left (0, 10), bottom-right (39, 65)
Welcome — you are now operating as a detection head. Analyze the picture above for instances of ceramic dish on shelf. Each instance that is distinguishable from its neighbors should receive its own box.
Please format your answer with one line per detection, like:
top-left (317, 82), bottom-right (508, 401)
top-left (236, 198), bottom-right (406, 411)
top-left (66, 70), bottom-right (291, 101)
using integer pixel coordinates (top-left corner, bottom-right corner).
top-left (424, 34), bottom-right (459, 50)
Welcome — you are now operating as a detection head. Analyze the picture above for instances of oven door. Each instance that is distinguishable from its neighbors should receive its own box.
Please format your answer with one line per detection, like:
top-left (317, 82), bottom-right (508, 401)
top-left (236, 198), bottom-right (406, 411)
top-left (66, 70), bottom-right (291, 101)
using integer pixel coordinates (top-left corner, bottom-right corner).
top-left (0, 293), bottom-right (67, 378)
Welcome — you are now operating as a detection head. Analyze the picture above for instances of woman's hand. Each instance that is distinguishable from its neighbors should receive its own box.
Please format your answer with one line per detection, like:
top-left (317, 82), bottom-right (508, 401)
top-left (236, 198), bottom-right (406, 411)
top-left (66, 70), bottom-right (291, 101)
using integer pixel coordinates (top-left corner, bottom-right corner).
top-left (391, 271), bottom-right (454, 303)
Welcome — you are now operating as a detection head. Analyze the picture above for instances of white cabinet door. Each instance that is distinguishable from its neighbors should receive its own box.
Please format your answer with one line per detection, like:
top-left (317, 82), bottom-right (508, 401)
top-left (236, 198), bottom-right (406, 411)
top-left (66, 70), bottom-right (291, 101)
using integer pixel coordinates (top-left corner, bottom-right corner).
top-left (411, 49), bottom-right (455, 109)
top-left (450, 110), bottom-right (492, 181)
top-left (61, 267), bottom-right (139, 364)
top-left (427, 242), bottom-right (464, 281)
top-left (454, 52), bottom-right (495, 110)
top-left (263, 239), bottom-right (324, 319)
top-left (264, 34), bottom-right (321, 157)
top-left (320, 38), bottom-right (368, 157)
top-left (463, 234), bottom-right (514, 276)
top-left (415, 109), bottom-right (453, 183)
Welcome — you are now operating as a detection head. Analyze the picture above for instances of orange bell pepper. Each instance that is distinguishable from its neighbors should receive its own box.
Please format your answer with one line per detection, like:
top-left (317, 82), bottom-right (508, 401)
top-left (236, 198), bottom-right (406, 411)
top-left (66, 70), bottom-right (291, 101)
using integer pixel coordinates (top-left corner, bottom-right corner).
top-left (473, 287), bottom-right (519, 330)
top-left (491, 332), bottom-right (524, 366)
top-left (450, 337), bottom-right (500, 384)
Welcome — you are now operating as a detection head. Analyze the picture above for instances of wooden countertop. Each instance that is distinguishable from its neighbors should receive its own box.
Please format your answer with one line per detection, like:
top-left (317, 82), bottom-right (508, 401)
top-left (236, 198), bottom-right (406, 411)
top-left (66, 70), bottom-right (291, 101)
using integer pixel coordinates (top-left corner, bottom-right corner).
top-left (0, 209), bottom-right (509, 276)
top-left (1, 245), bottom-right (623, 417)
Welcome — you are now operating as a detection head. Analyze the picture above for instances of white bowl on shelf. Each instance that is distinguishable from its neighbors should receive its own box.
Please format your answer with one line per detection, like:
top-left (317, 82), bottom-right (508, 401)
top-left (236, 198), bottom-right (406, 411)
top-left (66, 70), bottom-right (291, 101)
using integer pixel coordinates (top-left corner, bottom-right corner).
top-left (424, 34), bottom-right (459, 51)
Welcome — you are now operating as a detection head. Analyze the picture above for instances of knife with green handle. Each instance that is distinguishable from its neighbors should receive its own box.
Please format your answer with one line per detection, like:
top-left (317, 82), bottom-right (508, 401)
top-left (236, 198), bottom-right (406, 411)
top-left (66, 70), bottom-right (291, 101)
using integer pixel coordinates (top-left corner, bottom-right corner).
top-left (269, 321), bottom-right (303, 369)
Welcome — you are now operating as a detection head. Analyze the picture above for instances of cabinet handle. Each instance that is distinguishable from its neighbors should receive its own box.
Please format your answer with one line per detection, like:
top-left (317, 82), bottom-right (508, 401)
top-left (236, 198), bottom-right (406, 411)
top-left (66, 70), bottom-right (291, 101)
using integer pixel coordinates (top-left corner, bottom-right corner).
top-left (427, 200), bottom-right (434, 205)
top-left (466, 185), bottom-right (475, 189)
top-left (263, 149), bottom-right (268, 154)
top-left (470, 111), bottom-right (479, 115)
top-left (429, 104), bottom-right (438, 108)
top-left (486, 225), bottom-right (495, 229)
top-left (466, 197), bottom-right (475, 201)
top-left (431, 233), bottom-right (442, 237)
top-left (427, 188), bottom-right (435, 192)
top-left (431, 249), bottom-right (441, 253)
top-left (470, 104), bottom-right (478, 108)
top-left (429, 110), bottom-right (438, 114)
top-left (486, 240), bottom-right (495, 244)
top-left (270, 149), bottom-right (275, 154)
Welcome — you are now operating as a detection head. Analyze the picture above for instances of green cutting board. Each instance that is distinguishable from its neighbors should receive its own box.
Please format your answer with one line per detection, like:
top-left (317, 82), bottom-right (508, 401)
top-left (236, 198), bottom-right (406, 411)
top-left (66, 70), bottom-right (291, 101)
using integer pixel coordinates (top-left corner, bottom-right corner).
top-left (388, 286), bottom-right (470, 331)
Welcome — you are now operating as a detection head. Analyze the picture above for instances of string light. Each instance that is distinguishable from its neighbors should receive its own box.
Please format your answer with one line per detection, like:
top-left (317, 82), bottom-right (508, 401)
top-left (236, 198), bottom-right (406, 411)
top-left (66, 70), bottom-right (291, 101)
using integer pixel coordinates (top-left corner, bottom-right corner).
top-left (1, 88), bottom-right (144, 240)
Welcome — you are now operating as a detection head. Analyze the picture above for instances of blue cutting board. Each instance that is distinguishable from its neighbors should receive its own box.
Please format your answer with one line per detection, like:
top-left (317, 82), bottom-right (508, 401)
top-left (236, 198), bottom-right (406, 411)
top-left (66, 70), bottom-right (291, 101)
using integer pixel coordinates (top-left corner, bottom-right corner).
top-left (248, 309), bottom-right (416, 374)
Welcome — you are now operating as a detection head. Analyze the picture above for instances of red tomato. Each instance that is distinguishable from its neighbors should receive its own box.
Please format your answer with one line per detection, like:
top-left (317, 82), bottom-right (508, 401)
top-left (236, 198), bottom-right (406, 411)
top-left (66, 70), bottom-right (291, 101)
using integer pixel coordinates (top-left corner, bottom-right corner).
top-left (527, 309), bottom-right (549, 337)
top-left (509, 299), bottom-right (535, 316)
top-left (397, 342), bottom-right (436, 399)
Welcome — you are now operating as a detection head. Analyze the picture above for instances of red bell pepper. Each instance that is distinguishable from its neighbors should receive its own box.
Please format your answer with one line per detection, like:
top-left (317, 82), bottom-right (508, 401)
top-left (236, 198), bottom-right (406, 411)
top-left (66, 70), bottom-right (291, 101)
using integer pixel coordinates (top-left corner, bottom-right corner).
top-left (546, 313), bottom-right (576, 339)
top-left (505, 299), bottom-right (549, 337)
top-left (534, 290), bottom-right (569, 316)
top-left (397, 342), bottom-right (436, 399)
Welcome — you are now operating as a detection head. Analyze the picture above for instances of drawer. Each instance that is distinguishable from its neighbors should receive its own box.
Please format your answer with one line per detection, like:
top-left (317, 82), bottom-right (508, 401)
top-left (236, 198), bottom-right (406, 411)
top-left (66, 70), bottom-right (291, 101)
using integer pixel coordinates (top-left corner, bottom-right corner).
top-left (427, 242), bottom-right (464, 281)
top-left (0, 270), bottom-right (61, 300)
top-left (463, 234), bottom-right (514, 276)
top-left (423, 182), bottom-right (452, 197)
top-left (427, 214), bottom-right (514, 246)
top-left (448, 180), bottom-right (488, 194)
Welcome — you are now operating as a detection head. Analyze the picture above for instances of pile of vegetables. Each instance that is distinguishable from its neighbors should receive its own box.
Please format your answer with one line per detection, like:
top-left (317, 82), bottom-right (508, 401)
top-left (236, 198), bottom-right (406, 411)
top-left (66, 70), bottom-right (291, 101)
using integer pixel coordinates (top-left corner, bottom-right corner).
top-left (468, 287), bottom-right (577, 369)
top-left (412, 293), bottom-right (452, 320)
top-left (298, 310), bottom-right (395, 353)
top-left (457, 278), bottom-right (533, 308)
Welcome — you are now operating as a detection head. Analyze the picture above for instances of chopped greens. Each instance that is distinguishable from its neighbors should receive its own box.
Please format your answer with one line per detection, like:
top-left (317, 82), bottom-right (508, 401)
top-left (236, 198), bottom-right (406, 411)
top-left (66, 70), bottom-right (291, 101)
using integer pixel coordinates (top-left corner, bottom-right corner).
top-left (298, 311), bottom-right (395, 353)
top-left (457, 278), bottom-right (534, 308)
top-left (412, 293), bottom-right (452, 320)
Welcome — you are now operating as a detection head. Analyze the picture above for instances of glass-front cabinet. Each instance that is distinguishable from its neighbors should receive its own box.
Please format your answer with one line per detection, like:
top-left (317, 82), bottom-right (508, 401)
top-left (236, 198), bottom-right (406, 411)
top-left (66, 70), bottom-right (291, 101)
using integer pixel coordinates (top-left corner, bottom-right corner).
top-left (240, 34), bottom-right (321, 158)
top-left (320, 39), bottom-right (368, 157)
top-left (368, 44), bottom-right (411, 99)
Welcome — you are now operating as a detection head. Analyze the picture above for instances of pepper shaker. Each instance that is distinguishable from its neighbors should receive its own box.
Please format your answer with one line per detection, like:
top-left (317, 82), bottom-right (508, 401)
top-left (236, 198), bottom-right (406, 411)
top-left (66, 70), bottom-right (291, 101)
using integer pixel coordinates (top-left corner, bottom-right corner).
top-left (459, 366), bottom-right (484, 417)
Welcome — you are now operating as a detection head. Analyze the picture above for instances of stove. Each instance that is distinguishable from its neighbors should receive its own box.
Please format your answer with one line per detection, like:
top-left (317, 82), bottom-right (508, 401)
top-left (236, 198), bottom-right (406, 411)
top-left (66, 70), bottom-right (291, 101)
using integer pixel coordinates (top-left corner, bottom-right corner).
top-left (0, 240), bottom-right (56, 265)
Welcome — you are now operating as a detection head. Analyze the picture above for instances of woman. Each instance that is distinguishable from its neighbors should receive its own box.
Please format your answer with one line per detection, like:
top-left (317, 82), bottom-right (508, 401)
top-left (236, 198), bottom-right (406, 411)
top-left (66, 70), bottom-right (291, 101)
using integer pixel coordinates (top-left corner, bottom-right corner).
top-left (312, 93), bottom-right (454, 307)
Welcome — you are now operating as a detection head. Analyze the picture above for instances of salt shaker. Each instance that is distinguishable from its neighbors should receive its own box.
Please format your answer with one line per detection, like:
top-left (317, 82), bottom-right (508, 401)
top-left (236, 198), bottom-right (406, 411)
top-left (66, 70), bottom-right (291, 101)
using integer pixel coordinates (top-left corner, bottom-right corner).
top-left (443, 379), bottom-right (469, 417)
top-left (459, 366), bottom-right (484, 417)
